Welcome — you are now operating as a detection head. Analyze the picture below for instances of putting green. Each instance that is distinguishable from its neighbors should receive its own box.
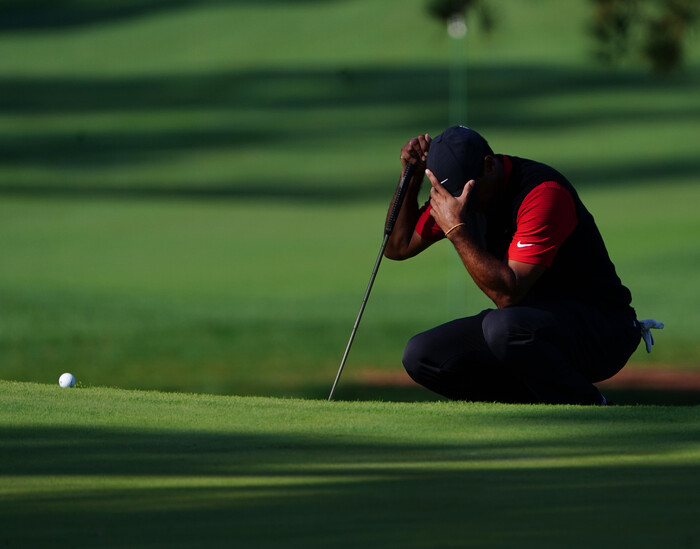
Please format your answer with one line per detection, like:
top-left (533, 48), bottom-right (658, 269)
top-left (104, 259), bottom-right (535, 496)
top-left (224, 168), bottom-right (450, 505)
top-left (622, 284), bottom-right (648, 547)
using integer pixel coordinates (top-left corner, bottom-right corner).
top-left (1, 381), bottom-right (698, 548)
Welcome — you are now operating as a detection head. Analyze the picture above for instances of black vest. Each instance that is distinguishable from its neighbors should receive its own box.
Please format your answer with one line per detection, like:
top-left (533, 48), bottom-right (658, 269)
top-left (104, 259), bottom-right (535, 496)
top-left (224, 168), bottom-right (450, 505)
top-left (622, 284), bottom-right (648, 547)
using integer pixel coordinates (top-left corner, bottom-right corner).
top-left (485, 156), bottom-right (634, 312)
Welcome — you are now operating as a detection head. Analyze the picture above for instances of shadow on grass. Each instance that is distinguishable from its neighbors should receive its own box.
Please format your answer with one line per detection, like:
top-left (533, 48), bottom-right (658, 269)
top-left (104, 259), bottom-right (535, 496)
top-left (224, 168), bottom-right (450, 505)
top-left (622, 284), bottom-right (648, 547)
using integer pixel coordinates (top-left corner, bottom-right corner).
top-left (296, 382), bottom-right (448, 403)
top-left (1, 413), bottom-right (699, 476)
top-left (4, 66), bottom-right (698, 116)
top-left (290, 382), bottom-right (700, 406)
top-left (602, 388), bottom-right (700, 406)
top-left (0, 0), bottom-right (310, 31)
top-left (1, 65), bottom-right (699, 200)
top-left (0, 181), bottom-right (388, 203)
top-left (0, 419), bottom-right (698, 547)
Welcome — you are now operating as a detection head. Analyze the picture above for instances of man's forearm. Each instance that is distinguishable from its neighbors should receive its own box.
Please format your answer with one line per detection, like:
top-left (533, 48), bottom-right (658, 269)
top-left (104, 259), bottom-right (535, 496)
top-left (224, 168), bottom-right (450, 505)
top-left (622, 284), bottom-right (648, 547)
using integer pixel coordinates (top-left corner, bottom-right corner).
top-left (447, 225), bottom-right (519, 308)
top-left (384, 173), bottom-right (423, 259)
top-left (425, 164), bottom-right (546, 307)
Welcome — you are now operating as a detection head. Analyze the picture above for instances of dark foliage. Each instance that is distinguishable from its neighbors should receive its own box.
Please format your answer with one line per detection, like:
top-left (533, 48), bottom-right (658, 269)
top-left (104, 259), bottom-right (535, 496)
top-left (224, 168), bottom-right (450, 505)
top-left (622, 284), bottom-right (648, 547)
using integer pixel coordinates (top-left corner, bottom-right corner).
top-left (590, 0), bottom-right (698, 73)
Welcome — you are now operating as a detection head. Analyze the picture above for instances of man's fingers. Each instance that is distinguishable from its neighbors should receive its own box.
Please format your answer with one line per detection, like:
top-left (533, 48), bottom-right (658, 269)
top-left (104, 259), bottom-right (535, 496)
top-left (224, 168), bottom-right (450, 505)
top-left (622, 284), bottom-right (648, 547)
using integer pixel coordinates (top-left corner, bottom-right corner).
top-left (401, 134), bottom-right (431, 163)
top-left (426, 169), bottom-right (449, 196)
top-left (460, 180), bottom-right (475, 198)
top-left (415, 134), bottom-right (431, 160)
top-left (457, 180), bottom-right (476, 208)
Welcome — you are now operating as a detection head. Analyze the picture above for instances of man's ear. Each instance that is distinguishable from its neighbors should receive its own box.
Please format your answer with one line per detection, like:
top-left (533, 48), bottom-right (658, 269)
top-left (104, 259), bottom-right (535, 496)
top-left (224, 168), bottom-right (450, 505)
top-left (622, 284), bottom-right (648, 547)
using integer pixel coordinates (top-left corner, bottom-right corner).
top-left (483, 155), bottom-right (497, 176)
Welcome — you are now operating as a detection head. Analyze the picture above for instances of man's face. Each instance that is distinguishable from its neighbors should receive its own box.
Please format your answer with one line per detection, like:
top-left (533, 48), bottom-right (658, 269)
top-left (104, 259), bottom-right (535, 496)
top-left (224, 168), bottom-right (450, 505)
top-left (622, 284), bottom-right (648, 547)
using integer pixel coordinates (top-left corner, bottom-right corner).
top-left (467, 156), bottom-right (503, 211)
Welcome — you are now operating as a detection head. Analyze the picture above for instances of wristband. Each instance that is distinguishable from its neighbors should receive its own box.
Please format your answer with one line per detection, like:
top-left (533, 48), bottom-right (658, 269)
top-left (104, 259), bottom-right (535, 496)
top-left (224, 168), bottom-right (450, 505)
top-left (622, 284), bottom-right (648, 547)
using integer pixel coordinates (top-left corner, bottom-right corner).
top-left (444, 222), bottom-right (466, 237)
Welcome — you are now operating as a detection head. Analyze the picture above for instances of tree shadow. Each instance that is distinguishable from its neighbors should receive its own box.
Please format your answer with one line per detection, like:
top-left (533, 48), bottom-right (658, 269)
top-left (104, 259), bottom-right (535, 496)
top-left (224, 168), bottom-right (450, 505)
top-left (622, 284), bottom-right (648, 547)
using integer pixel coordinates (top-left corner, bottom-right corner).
top-left (0, 420), bottom-right (698, 547)
top-left (295, 381), bottom-right (700, 406)
top-left (1, 65), bottom-right (698, 200)
top-left (3, 65), bottom-right (698, 118)
top-left (601, 388), bottom-right (700, 406)
top-left (0, 0), bottom-right (315, 31)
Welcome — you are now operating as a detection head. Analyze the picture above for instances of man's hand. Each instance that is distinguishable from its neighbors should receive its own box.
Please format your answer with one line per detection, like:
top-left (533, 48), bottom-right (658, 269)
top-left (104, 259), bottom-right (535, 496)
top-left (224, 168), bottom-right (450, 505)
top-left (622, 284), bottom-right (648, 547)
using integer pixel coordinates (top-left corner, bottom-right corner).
top-left (426, 169), bottom-right (474, 234)
top-left (425, 169), bottom-right (546, 308)
top-left (384, 134), bottom-right (435, 261)
top-left (400, 134), bottom-right (431, 173)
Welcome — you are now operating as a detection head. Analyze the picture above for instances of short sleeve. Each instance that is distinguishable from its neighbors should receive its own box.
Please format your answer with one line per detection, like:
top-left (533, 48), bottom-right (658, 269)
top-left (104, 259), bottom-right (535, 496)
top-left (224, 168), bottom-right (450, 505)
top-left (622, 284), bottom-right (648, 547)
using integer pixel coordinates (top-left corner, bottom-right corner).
top-left (415, 202), bottom-right (445, 243)
top-left (507, 182), bottom-right (578, 267)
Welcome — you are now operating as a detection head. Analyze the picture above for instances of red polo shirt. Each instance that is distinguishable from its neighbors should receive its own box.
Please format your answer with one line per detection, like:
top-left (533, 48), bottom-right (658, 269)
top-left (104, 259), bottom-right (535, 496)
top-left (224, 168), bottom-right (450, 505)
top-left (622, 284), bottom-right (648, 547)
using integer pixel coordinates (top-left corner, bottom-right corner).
top-left (414, 157), bottom-right (578, 267)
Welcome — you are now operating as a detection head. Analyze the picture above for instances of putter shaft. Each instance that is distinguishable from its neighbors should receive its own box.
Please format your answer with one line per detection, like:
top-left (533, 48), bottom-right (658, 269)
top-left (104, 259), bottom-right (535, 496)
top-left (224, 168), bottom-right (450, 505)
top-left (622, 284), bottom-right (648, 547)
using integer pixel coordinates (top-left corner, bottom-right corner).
top-left (328, 234), bottom-right (388, 401)
top-left (328, 163), bottom-right (415, 401)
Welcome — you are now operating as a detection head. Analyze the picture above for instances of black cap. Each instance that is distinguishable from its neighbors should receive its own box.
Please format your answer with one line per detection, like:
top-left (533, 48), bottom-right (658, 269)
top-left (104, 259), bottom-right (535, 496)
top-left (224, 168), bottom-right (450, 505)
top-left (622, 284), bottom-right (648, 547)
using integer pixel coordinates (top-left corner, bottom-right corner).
top-left (426, 126), bottom-right (493, 196)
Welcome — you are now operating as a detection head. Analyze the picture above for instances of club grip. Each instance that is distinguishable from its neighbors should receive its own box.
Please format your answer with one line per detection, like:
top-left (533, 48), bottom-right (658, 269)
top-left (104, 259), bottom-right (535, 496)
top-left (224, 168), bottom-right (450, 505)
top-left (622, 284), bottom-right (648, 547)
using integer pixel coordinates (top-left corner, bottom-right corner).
top-left (385, 163), bottom-right (416, 236)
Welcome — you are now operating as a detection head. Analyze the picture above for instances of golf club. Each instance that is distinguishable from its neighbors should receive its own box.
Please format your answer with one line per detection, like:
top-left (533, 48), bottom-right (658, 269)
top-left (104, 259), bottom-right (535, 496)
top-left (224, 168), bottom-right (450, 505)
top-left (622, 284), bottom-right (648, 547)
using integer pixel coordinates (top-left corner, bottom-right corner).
top-left (328, 162), bottom-right (416, 401)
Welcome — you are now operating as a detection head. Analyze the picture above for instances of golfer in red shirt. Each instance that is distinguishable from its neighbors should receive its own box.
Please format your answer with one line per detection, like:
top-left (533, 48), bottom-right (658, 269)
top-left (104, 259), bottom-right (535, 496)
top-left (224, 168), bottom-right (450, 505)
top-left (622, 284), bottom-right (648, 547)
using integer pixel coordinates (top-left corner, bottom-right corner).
top-left (385, 126), bottom-right (641, 405)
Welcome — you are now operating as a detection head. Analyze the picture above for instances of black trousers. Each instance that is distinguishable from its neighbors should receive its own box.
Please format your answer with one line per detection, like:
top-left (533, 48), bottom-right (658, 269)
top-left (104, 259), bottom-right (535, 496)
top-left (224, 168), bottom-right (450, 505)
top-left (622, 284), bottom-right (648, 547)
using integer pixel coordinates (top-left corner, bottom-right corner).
top-left (402, 301), bottom-right (641, 405)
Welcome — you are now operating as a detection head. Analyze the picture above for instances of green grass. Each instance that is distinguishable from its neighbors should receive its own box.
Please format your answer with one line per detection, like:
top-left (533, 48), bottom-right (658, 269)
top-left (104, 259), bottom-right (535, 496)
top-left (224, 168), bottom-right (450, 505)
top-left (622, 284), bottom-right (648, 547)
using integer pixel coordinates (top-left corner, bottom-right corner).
top-left (0, 0), bottom-right (698, 397)
top-left (1, 380), bottom-right (699, 548)
top-left (0, 182), bottom-right (697, 398)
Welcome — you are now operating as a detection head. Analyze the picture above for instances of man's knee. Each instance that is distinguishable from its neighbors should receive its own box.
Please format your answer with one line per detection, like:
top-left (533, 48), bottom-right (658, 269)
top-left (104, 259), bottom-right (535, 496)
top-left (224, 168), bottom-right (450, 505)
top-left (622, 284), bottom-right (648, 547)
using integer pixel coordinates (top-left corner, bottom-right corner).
top-left (402, 332), bottom-right (428, 381)
top-left (482, 307), bottom-right (542, 362)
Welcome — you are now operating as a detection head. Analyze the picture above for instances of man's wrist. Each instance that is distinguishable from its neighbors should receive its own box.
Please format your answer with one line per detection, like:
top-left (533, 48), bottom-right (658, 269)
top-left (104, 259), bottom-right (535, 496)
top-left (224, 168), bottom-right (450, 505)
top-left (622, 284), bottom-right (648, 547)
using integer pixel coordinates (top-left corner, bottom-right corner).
top-left (444, 222), bottom-right (467, 237)
top-left (408, 169), bottom-right (425, 190)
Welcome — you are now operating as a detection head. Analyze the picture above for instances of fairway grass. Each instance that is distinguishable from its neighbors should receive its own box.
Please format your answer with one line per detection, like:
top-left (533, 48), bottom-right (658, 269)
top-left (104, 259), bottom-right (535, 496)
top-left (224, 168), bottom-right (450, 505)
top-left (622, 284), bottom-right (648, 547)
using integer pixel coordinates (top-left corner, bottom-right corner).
top-left (1, 380), bottom-right (698, 548)
top-left (1, 0), bottom-right (698, 396)
top-left (1, 182), bottom-right (697, 398)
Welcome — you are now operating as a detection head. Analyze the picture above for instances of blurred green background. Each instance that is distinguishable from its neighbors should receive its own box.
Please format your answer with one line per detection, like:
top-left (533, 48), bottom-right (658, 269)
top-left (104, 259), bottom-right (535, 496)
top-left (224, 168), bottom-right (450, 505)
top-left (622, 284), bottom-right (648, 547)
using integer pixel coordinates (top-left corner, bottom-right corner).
top-left (1, 0), bottom-right (698, 398)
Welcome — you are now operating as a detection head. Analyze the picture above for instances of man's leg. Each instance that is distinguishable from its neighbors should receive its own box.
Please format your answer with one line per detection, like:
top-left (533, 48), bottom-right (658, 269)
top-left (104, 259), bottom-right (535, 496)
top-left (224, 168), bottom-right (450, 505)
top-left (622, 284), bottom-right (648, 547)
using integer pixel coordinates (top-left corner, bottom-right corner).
top-left (481, 304), bottom-right (623, 405)
top-left (402, 311), bottom-right (537, 402)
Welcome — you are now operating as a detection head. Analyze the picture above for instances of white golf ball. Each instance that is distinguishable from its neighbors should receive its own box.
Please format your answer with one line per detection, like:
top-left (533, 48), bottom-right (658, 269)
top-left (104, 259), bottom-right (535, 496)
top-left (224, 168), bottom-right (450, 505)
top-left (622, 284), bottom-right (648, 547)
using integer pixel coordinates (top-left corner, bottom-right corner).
top-left (58, 372), bottom-right (76, 388)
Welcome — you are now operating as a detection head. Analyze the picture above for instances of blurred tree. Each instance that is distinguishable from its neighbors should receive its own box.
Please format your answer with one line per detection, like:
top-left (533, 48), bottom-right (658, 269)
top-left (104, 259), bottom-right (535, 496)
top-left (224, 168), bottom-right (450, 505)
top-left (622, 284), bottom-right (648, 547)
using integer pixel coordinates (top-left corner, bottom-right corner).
top-left (590, 0), bottom-right (698, 73)
top-left (426, 0), bottom-right (495, 35)
top-left (426, 0), bottom-right (697, 74)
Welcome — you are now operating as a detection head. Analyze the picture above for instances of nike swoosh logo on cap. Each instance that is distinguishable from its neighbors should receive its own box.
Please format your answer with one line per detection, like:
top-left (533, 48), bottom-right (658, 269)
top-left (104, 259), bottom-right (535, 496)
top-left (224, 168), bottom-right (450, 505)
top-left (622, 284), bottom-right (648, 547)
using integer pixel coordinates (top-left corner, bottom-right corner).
top-left (516, 241), bottom-right (535, 248)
